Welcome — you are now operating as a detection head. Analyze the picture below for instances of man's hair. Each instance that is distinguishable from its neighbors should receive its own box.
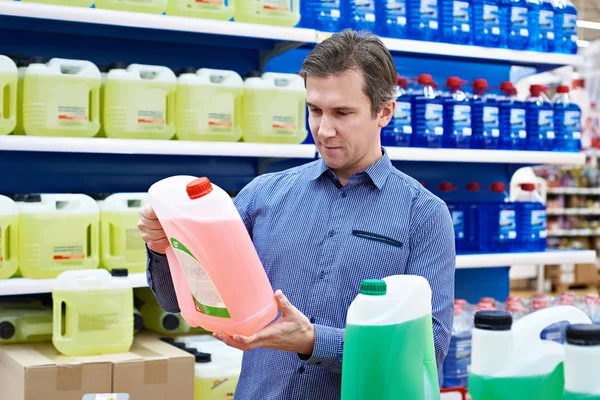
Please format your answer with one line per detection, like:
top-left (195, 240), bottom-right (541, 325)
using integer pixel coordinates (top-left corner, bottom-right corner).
top-left (299, 29), bottom-right (397, 117)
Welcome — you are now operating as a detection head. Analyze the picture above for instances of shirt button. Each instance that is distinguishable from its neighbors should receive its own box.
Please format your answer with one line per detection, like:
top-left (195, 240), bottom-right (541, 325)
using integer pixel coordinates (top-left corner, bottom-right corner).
top-left (328, 230), bottom-right (335, 237)
top-left (319, 271), bottom-right (325, 279)
top-left (298, 366), bottom-right (305, 374)
top-left (309, 317), bottom-right (315, 323)
top-left (341, 192), bottom-right (347, 198)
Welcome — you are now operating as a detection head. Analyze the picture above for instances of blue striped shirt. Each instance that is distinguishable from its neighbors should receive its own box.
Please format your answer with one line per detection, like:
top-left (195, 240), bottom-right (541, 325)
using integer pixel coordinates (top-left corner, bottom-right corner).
top-left (146, 149), bottom-right (455, 400)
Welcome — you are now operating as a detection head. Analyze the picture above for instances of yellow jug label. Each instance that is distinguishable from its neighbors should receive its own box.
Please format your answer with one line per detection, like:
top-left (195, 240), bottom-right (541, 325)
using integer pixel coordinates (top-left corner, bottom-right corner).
top-left (137, 110), bottom-right (165, 126)
top-left (78, 312), bottom-right (119, 332)
top-left (208, 113), bottom-right (233, 128)
top-left (170, 238), bottom-right (231, 319)
top-left (58, 105), bottom-right (88, 124)
top-left (272, 115), bottom-right (296, 132)
top-left (53, 245), bottom-right (85, 266)
top-left (195, 0), bottom-right (224, 5)
top-left (263, 0), bottom-right (290, 11)
top-left (126, 228), bottom-right (145, 251)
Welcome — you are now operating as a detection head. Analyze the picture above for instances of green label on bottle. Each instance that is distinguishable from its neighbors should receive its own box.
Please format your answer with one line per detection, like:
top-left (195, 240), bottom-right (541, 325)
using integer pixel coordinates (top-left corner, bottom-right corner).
top-left (170, 238), bottom-right (231, 319)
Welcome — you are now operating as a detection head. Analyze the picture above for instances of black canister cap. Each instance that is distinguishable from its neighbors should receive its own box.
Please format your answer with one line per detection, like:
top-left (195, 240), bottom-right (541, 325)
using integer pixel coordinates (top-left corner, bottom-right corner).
top-left (0, 321), bottom-right (16, 340)
top-left (163, 314), bottom-right (180, 331)
top-left (177, 66), bottom-right (197, 76)
top-left (474, 310), bottom-right (512, 331)
top-left (566, 324), bottom-right (600, 346)
top-left (195, 352), bottom-right (211, 363)
top-left (111, 268), bottom-right (129, 277)
top-left (23, 194), bottom-right (42, 203)
top-left (109, 62), bottom-right (127, 70)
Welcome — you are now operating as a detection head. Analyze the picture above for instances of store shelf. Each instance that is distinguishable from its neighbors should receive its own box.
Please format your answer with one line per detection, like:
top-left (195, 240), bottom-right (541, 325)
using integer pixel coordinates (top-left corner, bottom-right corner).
top-left (0, 2), bottom-right (317, 44)
top-left (455, 250), bottom-right (597, 269)
top-left (0, 273), bottom-right (148, 296)
top-left (0, 136), bottom-right (317, 159)
top-left (548, 229), bottom-right (600, 237)
top-left (547, 208), bottom-right (600, 216)
top-left (547, 187), bottom-right (600, 195)
top-left (384, 146), bottom-right (586, 165)
top-left (316, 32), bottom-right (583, 68)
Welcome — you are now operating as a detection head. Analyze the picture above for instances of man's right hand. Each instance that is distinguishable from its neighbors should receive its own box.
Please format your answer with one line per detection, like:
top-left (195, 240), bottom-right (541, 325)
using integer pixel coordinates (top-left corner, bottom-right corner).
top-left (138, 205), bottom-right (169, 255)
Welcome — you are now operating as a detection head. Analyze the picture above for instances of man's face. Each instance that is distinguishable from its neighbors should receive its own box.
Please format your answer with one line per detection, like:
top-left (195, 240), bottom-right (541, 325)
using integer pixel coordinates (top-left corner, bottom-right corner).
top-left (306, 70), bottom-right (393, 175)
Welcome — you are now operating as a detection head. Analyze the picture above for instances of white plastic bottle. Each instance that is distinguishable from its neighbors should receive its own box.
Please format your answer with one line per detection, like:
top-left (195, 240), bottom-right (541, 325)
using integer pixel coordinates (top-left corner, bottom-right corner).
top-left (563, 324), bottom-right (600, 399)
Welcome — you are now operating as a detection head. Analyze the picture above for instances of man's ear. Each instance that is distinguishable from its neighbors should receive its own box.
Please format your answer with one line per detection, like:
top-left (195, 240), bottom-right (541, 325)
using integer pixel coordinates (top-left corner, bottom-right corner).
top-left (377, 99), bottom-right (395, 128)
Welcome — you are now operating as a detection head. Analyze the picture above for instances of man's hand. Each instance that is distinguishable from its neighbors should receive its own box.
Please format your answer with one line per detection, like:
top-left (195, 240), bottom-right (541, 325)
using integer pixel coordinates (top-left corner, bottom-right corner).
top-left (138, 205), bottom-right (169, 255)
top-left (214, 290), bottom-right (316, 356)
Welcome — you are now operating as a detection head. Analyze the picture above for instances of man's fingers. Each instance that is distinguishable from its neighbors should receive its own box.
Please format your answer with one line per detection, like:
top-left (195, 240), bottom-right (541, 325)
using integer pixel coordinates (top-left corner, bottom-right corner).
top-left (138, 214), bottom-right (164, 231)
top-left (275, 290), bottom-right (293, 317)
top-left (140, 205), bottom-right (158, 220)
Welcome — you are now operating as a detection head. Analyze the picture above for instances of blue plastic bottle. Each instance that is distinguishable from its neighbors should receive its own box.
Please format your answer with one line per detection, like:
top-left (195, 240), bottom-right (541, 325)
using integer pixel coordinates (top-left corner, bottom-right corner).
top-left (442, 303), bottom-right (472, 388)
top-left (300, 0), bottom-right (343, 32)
top-left (412, 74), bottom-right (444, 148)
top-left (498, 0), bottom-right (510, 47)
top-left (439, 0), bottom-right (472, 44)
top-left (473, 0), bottom-right (501, 47)
top-left (378, 0), bottom-right (407, 38)
top-left (515, 182), bottom-right (547, 252)
top-left (349, 0), bottom-right (376, 31)
top-left (407, 0), bottom-right (440, 41)
top-left (499, 81), bottom-right (527, 150)
top-left (526, 84), bottom-right (555, 151)
top-left (527, 0), bottom-right (542, 51)
top-left (507, 0), bottom-right (529, 49)
top-left (465, 182), bottom-right (481, 252)
top-left (554, 0), bottom-right (578, 54)
top-left (536, 0), bottom-right (555, 52)
top-left (443, 76), bottom-right (472, 149)
top-left (481, 181), bottom-right (517, 253)
top-left (553, 85), bottom-right (582, 153)
top-left (471, 79), bottom-right (500, 150)
top-left (440, 182), bottom-right (469, 253)
top-left (381, 75), bottom-right (413, 147)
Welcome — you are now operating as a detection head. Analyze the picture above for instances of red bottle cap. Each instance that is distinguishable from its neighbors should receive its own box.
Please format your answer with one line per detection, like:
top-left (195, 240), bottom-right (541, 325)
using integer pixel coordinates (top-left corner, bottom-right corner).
top-left (520, 183), bottom-right (536, 191)
top-left (439, 182), bottom-right (456, 192)
top-left (186, 177), bottom-right (213, 199)
top-left (466, 182), bottom-right (481, 192)
top-left (557, 85), bottom-right (570, 94)
top-left (490, 182), bottom-right (506, 192)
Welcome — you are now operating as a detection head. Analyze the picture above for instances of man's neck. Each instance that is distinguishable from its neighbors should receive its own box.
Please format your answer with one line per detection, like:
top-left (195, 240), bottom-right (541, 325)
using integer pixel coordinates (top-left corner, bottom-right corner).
top-left (333, 149), bottom-right (383, 186)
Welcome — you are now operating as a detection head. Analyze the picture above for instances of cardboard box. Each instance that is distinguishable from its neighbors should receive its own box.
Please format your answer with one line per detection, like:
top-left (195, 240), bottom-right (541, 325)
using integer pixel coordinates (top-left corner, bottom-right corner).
top-left (575, 264), bottom-right (599, 285)
top-left (546, 264), bottom-right (599, 287)
top-left (107, 333), bottom-right (195, 400)
top-left (0, 342), bottom-right (112, 400)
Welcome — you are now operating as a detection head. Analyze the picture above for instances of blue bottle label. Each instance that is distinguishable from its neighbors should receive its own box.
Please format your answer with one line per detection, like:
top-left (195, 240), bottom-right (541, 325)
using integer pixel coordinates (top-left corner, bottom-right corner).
top-left (565, 111), bottom-right (581, 139)
top-left (499, 210), bottom-right (517, 239)
top-left (531, 210), bottom-right (547, 239)
top-left (510, 108), bottom-right (527, 138)
top-left (564, 14), bottom-right (578, 41)
top-left (538, 109), bottom-right (555, 139)
top-left (453, 105), bottom-right (472, 136)
top-left (511, 7), bottom-right (529, 37)
top-left (394, 101), bottom-right (412, 132)
top-left (453, 1), bottom-right (470, 32)
top-left (425, 103), bottom-right (444, 135)
top-left (452, 210), bottom-right (465, 239)
top-left (320, 0), bottom-right (341, 18)
top-left (483, 4), bottom-right (500, 35)
top-left (484, 106), bottom-right (500, 137)
top-left (420, 0), bottom-right (439, 28)
top-left (539, 10), bottom-right (554, 39)
top-left (386, 0), bottom-right (406, 25)
top-left (355, 0), bottom-right (375, 19)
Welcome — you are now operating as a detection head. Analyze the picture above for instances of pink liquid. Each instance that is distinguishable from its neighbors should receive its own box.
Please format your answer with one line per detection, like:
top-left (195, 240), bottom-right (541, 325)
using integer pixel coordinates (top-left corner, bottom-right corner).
top-left (163, 218), bottom-right (278, 337)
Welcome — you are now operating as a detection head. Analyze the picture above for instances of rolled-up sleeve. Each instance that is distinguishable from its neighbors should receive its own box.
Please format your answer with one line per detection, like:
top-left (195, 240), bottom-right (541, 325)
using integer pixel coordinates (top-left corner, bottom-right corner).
top-left (300, 324), bottom-right (345, 374)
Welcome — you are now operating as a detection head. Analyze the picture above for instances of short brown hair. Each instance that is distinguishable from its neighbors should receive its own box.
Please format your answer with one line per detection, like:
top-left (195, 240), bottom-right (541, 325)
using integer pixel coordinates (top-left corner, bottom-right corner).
top-left (300, 29), bottom-right (397, 117)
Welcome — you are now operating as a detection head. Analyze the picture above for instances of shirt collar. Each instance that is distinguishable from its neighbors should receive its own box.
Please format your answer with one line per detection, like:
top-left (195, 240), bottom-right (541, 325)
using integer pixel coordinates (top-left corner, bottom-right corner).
top-left (308, 148), bottom-right (393, 190)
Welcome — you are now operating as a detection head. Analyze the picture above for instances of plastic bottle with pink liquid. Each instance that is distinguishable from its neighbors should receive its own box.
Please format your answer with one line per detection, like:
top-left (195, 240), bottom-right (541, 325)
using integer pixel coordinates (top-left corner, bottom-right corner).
top-left (148, 175), bottom-right (278, 337)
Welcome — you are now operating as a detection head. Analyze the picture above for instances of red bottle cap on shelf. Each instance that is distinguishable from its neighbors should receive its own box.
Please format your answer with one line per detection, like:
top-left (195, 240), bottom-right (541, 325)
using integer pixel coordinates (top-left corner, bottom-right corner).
top-left (446, 76), bottom-right (467, 88)
top-left (467, 182), bottom-right (481, 192)
top-left (186, 177), bottom-right (213, 199)
top-left (473, 79), bottom-right (489, 92)
top-left (530, 84), bottom-right (544, 96)
top-left (397, 74), bottom-right (408, 89)
top-left (500, 81), bottom-right (515, 92)
top-left (439, 182), bottom-right (456, 192)
top-left (557, 85), bottom-right (570, 94)
top-left (417, 74), bottom-right (435, 85)
top-left (490, 182), bottom-right (506, 192)
top-left (520, 183), bottom-right (536, 191)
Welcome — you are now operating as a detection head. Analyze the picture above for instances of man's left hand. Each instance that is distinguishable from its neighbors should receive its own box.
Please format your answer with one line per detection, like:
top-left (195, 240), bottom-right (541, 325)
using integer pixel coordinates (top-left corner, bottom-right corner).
top-left (213, 290), bottom-right (316, 356)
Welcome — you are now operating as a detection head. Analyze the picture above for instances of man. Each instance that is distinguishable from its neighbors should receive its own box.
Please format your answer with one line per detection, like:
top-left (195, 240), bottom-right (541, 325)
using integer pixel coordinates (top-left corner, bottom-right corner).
top-left (139, 29), bottom-right (455, 400)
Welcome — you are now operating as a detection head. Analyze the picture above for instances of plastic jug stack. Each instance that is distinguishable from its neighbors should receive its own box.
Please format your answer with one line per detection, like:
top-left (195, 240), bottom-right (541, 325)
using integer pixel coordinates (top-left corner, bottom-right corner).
top-left (563, 324), bottom-right (600, 399)
top-left (23, 58), bottom-right (100, 138)
top-left (52, 269), bottom-right (134, 356)
top-left (100, 193), bottom-right (148, 273)
top-left (242, 72), bottom-right (307, 144)
top-left (135, 287), bottom-right (207, 335)
top-left (148, 175), bottom-right (278, 336)
top-left (348, 0), bottom-right (376, 31)
top-left (0, 298), bottom-right (52, 344)
top-left (407, 0), bottom-right (440, 41)
top-left (526, 84), bottom-right (555, 151)
top-left (515, 183), bottom-right (547, 252)
top-left (381, 75), bottom-right (412, 147)
top-left (554, 0), bottom-right (578, 54)
top-left (499, 81), bottom-right (527, 150)
top-left (553, 85), bottom-right (581, 153)
top-left (234, 0), bottom-right (300, 26)
top-left (442, 76), bottom-right (471, 149)
top-left (377, 0), bottom-right (407, 39)
top-left (0, 195), bottom-right (18, 280)
top-left (0, 55), bottom-right (17, 135)
top-left (481, 182), bottom-right (517, 252)
top-left (439, 0), bottom-right (472, 44)
top-left (469, 307), bottom-right (592, 400)
top-left (341, 275), bottom-right (440, 400)
top-left (103, 63), bottom-right (176, 140)
top-left (442, 300), bottom-right (472, 388)
top-left (175, 68), bottom-right (243, 142)
top-left (506, 0), bottom-right (530, 50)
top-left (96, 0), bottom-right (167, 14)
top-left (471, 79), bottom-right (500, 149)
top-left (472, 0), bottom-right (501, 47)
top-left (412, 74), bottom-right (444, 148)
top-left (17, 194), bottom-right (99, 279)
